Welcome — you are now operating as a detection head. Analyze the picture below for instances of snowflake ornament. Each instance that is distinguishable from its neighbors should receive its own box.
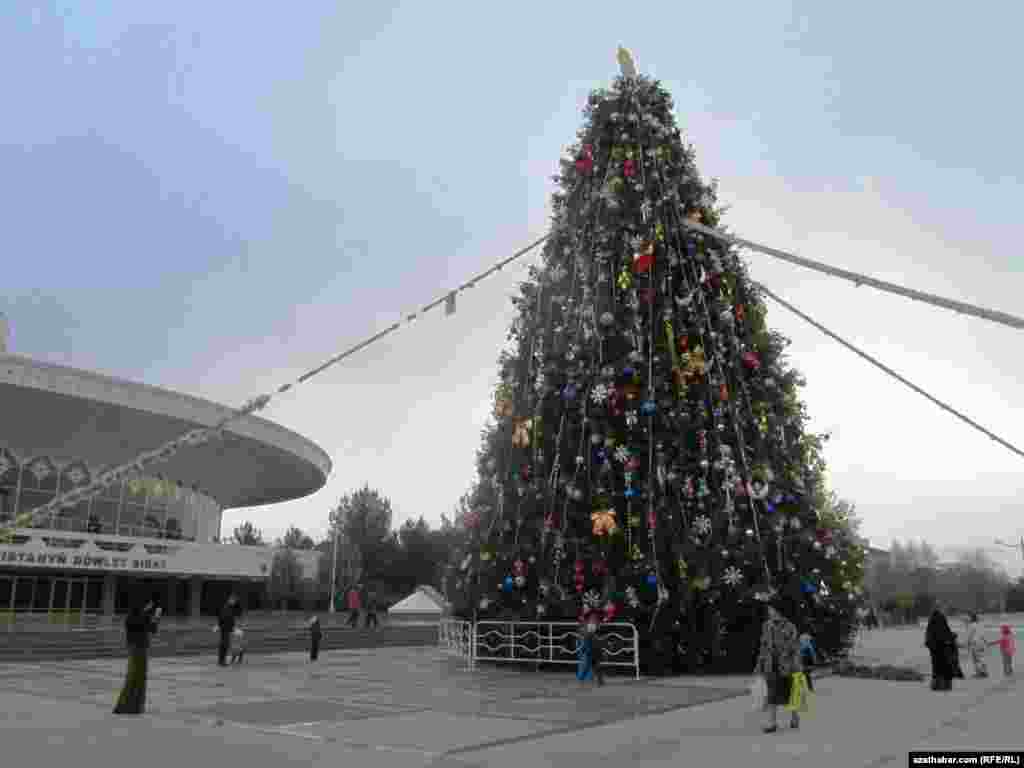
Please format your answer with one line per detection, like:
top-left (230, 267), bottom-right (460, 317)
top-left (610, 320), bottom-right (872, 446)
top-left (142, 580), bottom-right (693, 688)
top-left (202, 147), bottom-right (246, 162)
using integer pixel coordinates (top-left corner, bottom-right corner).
top-left (590, 383), bottom-right (611, 404)
top-left (825, 545), bottom-right (837, 559)
top-left (693, 515), bottom-right (712, 536)
top-left (625, 410), bottom-right (638, 428)
top-left (625, 586), bottom-right (640, 608)
top-left (722, 566), bottom-right (744, 587)
top-left (583, 589), bottom-right (603, 610)
top-left (613, 445), bottom-right (631, 464)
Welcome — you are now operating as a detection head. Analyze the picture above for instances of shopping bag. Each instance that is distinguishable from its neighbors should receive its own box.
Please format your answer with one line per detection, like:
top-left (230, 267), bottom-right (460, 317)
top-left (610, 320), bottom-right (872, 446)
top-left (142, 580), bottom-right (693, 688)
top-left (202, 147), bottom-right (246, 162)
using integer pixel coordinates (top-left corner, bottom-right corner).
top-left (785, 672), bottom-right (812, 715)
top-left (750, 676), bottom-right (767, 711)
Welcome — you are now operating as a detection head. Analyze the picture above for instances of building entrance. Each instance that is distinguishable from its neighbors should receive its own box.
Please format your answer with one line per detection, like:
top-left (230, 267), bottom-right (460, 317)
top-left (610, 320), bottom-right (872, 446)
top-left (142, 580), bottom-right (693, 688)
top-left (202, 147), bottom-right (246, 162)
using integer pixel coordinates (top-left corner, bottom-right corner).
top-left (0, 571), bottom-right (103, 614)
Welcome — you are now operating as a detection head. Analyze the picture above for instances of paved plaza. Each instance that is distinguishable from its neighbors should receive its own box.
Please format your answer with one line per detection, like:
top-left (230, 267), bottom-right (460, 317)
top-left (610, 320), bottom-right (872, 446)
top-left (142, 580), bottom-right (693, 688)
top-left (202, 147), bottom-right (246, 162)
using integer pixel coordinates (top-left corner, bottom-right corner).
top-left (1, 626), bottom-right (1022, 767)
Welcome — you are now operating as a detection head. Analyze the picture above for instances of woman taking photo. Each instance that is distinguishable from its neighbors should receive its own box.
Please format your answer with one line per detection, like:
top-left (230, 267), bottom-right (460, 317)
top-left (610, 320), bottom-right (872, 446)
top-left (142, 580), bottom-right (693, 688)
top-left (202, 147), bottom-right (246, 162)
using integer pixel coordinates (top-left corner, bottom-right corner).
top-left (113, 601), bottom-right (158, 715)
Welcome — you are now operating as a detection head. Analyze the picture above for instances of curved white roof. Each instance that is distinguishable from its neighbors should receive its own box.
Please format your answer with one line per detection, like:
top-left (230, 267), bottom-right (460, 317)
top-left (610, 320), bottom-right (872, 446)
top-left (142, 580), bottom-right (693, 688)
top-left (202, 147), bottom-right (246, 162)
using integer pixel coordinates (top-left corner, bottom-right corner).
top-left (0, 354), bottom-right (331, 508)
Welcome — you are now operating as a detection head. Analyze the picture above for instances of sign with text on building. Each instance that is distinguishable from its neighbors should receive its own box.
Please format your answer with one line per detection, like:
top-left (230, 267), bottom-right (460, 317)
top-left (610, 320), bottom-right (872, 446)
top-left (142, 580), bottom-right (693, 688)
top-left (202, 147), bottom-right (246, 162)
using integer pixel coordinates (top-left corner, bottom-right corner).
top-left (0, 548), bottom-right (167, 572)
top-left (0, 531), bottom-right (320, 580)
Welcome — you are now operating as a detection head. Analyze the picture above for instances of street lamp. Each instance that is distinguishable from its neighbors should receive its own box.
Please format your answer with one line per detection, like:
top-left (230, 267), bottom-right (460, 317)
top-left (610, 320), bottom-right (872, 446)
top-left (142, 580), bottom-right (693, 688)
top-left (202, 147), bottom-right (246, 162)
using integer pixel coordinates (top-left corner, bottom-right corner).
top-left (329, 527), bottom-right (340, 614)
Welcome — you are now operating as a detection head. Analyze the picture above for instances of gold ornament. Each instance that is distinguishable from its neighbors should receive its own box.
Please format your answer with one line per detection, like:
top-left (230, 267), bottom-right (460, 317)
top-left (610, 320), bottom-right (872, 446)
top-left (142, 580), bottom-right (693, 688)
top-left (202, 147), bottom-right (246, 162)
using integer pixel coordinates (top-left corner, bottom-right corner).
top-left (494, 396), bottom-right (514, 419)
top-left (512, 419), bottom-right (533, 448)
top-left (591, 509), bottom-right (618, 537)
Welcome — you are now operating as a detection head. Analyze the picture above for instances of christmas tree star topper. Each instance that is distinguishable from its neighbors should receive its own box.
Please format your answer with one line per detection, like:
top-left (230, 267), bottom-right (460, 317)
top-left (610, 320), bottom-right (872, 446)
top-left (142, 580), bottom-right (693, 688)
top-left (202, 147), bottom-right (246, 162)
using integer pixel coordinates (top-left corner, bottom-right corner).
top-left (617, 46), bottom-right (638, 79)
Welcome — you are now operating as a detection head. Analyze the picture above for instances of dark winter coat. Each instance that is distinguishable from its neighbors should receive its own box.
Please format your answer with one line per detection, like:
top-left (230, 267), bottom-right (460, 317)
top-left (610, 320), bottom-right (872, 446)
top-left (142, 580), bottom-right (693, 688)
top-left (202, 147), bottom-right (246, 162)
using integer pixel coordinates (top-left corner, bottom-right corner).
top-left (124, 610), bottom-right (156, 651)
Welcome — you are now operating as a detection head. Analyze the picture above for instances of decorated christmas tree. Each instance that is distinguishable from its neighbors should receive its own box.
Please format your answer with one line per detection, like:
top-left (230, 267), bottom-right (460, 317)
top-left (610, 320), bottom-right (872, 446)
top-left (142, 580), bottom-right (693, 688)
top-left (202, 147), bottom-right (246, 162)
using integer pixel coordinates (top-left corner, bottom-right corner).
top-left (451, 50), bottom-right (864, 674)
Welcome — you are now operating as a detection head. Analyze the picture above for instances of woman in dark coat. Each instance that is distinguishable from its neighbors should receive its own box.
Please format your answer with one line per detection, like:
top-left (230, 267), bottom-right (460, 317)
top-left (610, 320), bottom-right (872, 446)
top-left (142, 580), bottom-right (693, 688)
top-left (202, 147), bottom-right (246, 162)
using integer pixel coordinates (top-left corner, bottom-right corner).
top-left (113, 603), bottom-right (157, 714)
top-left (925, 606), bottom-right (957, 691)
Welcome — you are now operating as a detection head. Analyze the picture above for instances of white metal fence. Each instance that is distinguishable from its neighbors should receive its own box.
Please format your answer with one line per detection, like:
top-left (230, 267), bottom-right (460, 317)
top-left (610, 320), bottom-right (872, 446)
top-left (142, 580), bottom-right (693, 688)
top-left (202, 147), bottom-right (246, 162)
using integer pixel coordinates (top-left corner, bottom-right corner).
top-left (439, 618), bottom-right (640, 679)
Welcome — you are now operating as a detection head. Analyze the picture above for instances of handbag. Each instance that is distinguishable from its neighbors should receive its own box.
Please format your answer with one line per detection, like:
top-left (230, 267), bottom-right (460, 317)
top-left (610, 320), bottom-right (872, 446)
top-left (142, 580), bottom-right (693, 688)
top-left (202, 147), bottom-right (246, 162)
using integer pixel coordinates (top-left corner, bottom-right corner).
top-left (785, 672), bottom-right (812, 714)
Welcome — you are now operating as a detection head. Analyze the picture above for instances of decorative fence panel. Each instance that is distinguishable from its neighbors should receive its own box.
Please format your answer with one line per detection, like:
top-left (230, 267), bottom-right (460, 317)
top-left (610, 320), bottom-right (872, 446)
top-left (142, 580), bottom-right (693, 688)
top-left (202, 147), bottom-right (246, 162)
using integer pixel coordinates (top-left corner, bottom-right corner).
top-left (439, 619), bottom-right (640, 679)
top-left (438, 618), bottom-right (474, 667)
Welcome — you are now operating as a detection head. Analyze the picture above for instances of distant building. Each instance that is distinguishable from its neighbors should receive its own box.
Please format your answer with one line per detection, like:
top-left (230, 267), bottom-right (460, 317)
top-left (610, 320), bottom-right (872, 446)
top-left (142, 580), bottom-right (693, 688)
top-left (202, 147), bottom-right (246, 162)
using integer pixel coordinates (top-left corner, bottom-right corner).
top-left (0, 346), bottom-right (330, 618)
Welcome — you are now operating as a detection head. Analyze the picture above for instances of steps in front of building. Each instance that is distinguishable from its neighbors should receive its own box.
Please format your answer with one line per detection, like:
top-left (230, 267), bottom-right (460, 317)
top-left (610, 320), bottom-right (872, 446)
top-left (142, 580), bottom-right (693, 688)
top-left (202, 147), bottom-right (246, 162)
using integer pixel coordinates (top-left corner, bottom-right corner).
top-left (0, 625), bottom-right (438, 662)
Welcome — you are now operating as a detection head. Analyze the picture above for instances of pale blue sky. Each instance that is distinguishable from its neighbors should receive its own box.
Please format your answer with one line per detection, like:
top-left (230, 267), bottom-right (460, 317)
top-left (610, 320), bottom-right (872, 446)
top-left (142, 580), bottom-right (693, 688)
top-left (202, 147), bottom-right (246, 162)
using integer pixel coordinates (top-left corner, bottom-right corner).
top-left (3, 3), bottom-right (1022, 572)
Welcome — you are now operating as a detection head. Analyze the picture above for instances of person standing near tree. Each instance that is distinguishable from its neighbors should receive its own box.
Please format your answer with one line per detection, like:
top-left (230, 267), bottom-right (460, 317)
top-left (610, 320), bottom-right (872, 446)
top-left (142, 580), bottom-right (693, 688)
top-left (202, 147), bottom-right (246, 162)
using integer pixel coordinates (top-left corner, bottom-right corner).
top-left (756, 601), bottom-right (803, 733)
top-left (364, 590), bottom-right (378, 630)
top-left (965, 613), bottom-right (988, 678)
top-left (346, 585), bottom-right (361, 629)
top-left (308, 616), bottom-right (323, 661)
top-left (925, 605), bottom-right (957, 691)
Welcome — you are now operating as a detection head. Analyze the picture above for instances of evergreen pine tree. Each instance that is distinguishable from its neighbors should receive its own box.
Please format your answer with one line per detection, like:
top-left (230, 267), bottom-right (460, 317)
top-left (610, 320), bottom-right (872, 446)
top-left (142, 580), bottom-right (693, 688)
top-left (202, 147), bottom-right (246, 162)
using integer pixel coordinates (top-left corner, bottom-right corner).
top-left (451, 52), bottom-right (863, 673)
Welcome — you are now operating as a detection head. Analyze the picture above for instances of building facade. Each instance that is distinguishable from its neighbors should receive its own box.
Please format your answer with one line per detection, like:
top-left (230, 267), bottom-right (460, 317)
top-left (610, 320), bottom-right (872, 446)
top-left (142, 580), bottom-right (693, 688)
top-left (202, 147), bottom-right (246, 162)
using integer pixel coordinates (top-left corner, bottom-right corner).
top-left (0, 347), bottom-right (330, 618)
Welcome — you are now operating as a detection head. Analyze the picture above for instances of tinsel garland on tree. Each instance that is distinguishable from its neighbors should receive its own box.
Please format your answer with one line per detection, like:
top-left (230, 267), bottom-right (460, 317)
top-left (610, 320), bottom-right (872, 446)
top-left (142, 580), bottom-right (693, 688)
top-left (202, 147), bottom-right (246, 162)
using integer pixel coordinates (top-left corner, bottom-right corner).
top-left (450, 55), bottom-right (863, 672)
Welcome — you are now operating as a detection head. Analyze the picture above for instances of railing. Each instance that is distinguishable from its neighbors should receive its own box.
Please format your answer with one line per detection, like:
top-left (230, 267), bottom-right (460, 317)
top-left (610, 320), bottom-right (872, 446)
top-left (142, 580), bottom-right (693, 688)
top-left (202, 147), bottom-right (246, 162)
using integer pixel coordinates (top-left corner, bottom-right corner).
top-left (438, 618), bottom-right (475, 668)
top-left (438, 619), bottom-right (640, 680)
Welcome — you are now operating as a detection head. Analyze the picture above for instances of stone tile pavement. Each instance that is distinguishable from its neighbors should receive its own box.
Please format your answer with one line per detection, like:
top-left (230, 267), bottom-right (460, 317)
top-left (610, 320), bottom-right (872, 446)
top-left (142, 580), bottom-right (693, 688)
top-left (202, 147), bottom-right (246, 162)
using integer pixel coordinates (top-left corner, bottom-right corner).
top-left (0, 631), bottom-right (1021, 767)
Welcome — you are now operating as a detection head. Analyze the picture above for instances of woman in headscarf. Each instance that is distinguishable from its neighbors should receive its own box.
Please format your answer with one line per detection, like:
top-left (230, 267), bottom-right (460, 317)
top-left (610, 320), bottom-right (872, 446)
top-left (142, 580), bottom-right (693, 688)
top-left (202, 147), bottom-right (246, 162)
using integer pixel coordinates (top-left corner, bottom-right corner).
top-left (925, 604), bottom-right (957, 691)
top-left (113, 601), bottom-right (157, 714)
top-left (965, 613), bottom-right (988, 679)
top-left (756, 600), bottom-right (803, 733)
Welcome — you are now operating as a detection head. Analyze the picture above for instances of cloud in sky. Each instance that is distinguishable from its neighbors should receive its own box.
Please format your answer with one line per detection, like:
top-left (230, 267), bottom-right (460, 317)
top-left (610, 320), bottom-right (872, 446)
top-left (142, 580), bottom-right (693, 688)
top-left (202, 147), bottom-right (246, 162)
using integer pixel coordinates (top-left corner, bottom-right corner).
top-left (2, 2), bottom-right (1022, 575)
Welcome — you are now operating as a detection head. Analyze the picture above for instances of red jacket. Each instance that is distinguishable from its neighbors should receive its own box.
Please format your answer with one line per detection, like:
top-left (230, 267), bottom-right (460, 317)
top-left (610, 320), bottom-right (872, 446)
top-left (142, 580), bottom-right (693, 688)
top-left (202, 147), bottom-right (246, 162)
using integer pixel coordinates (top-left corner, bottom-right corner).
top-left (346, 589), bottom-right (362, 611)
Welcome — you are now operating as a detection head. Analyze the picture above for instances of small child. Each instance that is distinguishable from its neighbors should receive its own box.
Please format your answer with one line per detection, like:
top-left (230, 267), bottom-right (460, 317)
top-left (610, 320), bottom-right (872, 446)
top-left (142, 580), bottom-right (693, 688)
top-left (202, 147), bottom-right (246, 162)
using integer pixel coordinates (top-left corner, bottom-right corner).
top-left (799, 629), bottom-right (817, 691)
top-left (990, 625), bottom-right (1015, 677)
top-left (230, 626), bottom-right (246, 665)
top-left (309, 616), bottom-right (322, 662)
top-left (576, 615), bottom-right (605, 687)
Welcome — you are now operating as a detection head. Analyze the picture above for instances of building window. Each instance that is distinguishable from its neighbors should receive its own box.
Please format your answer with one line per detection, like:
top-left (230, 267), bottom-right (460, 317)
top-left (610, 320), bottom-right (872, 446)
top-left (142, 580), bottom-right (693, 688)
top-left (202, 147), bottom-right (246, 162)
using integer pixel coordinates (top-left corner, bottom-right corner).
top-left (0, 488), bottom-right (11, 523)
top-left (120, 504), bottom-right (145, 537)
top-left (0, 448), bottom-right (19, 520)
top-left (18, 456), bottom-right (57, 529)
top-left (91, 498), bottom-right (118, 535)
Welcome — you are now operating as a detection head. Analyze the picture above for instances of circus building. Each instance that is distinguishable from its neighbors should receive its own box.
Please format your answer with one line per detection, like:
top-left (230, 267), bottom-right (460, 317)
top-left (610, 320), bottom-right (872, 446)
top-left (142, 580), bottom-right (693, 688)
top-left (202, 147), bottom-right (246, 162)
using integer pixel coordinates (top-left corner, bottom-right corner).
top-left (0, 316), bottom-right (330, 619)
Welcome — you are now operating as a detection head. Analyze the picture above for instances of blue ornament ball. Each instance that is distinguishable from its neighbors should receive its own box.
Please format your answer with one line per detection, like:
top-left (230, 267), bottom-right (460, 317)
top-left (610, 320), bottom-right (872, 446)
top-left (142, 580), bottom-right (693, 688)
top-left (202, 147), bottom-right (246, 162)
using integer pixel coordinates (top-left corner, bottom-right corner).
top-left (801, 581), bottom-right (817, 594)
top-left (625, 487), bottom-right (638, 499)
top-left (641, 400), bottom-right (656, 416)
top-left (646, 573), bottom-right (658, 587)
top-left (503, 576), bottom-right (514, 592)
top-left (623, 366), bottom-right (635, 377)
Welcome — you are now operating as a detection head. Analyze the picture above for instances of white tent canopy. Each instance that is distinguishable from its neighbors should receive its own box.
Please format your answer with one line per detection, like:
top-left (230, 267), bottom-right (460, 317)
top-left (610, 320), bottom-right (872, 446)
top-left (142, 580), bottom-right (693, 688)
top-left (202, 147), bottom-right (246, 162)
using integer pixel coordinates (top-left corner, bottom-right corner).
top-left (388, 586), bottom-right (446, 615)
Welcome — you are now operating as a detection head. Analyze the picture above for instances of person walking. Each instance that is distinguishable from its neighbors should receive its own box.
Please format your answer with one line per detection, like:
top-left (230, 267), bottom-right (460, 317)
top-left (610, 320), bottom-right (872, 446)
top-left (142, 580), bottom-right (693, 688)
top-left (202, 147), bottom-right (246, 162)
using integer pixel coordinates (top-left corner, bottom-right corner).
top-left (364, 590), bottom-right (378, 630)
top-left (346, 585), bottom-right (361, 629)
top-left (925, 605), bottom-right (957, 691)
top-left (756, 601), bottom-right (803, 733)
top-left (965, 613), bottom-right (988, 679)
top-left (990, 625), bottom-right (1016, 677)
top-left (309, 616), bottom-right (323, 661)
top-left (113, 602), bottom-right (158, 715)
top-left (217, 595), bottom-right (240, 667)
